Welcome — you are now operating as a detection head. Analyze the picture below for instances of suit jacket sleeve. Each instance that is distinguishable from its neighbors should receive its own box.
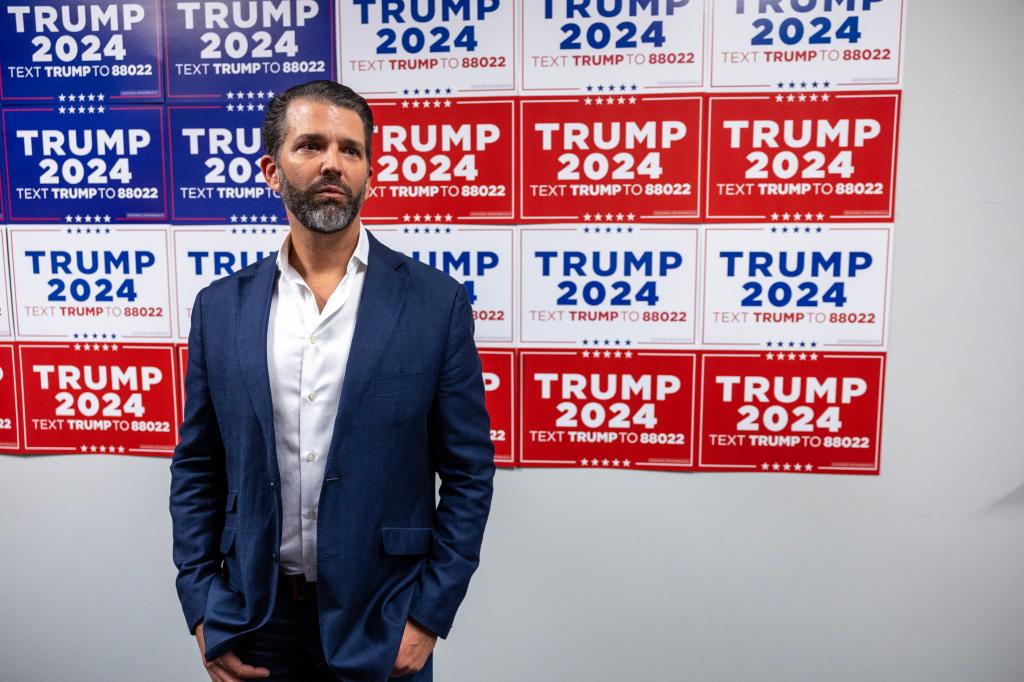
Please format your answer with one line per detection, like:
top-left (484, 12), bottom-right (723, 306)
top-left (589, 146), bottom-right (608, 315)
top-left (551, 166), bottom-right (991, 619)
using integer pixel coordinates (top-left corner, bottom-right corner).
top-left (408, 284), bottom-right (496, 638)
top-left (169, 286), bottom-right (227, 634)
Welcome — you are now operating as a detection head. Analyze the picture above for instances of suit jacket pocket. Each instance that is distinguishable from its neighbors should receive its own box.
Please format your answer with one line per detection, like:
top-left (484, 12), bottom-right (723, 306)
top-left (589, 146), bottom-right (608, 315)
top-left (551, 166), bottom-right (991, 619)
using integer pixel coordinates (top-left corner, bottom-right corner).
top-left (381, 527), bottom-right (432, 556)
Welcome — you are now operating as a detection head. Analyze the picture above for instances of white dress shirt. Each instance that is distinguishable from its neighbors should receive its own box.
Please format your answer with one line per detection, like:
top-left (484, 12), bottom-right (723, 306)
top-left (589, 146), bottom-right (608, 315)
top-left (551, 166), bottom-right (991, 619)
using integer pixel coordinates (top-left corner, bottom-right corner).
top-left (267, 226), bottom-right (369, 580)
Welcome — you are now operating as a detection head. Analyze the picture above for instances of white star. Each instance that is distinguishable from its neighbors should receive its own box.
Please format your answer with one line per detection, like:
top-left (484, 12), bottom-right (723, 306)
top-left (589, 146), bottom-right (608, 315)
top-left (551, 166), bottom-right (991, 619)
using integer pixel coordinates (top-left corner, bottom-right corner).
top-left (622, 459), bottom-right (631, 467)
top-left (766, 352), bottom-right (774, 360)
top-left (226, 92), bottom-right (234, 99)
top-left (584, 97), bottom-right (592, 105)
top-left (788, 352), bottom-right (796, 360)
top-left (58, 94), bottom-right (66, 102)
top-left (97, 106), bottom-right (104, 113)
top-left (581, 458), bottom-right (589, 466)
top-left (805, 464), bottom-right (813, 471)
top-left (226, 104), bottom-right (234, 112)
top-left (816, 212), bottom-right (824, 220)
top-left (775, 94), bottom-right (784, 102)
top-left (401, 101), bottom-right (410, 108)
top-left (58, 106), bottom-right (66, 114)
top-left (809, 353), bottom-right (818, 361)
top-left (821, 94), bottom-right (830, 101)
top-left (97, 94), bottom-right (105, 101)
top-left (582, 350), bottom-right (590, 358)
top-left (443, 100), bottom-right (451, 107)
top-left (762, 463), bottom-right (769, 470)
top-left (627, 96), bottom-right (636, 104)
top-left (624, 351), bottom-right (632, 358)
top-left (444, 214), bottom-right (452, 221)
top-left (772, 463), bottom-right (780, 471)
top-left (783, 463), bottom-right (791, 471)
top-left (794, 464), bottom-right (803, 471)
top-left (78, 106), bottom-right (86, 113)
top-left (799, 353), bottom-right (807, 360)
top-left (601, 458), bottom-right (610, 466)
top-left (612, 459), bottom-right (620, 467)
top-left (770, 212), bottom-right (779, 220)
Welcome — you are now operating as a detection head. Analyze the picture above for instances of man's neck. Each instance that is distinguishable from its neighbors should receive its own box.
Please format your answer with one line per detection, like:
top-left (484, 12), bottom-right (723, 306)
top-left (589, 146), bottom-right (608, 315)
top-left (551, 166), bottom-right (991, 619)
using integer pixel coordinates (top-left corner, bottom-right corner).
top-left (287, 218), bottom-right (361, 282)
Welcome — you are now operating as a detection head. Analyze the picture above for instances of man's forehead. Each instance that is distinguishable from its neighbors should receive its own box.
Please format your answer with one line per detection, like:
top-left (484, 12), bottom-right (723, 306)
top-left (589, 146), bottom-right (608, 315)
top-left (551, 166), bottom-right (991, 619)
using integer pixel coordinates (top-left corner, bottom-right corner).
top-left (283, 98), bottom-right (363, 138)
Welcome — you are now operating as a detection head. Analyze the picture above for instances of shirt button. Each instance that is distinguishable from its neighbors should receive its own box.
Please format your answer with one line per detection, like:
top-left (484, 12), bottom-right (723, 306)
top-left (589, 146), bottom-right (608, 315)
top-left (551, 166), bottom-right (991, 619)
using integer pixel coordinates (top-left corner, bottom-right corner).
top-left (306, 452), bottom-right (315, 462)
top-left (309, 336), bottom-right (317, 345)
top-left (307, 391), bottom-right (317, 401)
top-left (305, 510), bottom-right (317, 520)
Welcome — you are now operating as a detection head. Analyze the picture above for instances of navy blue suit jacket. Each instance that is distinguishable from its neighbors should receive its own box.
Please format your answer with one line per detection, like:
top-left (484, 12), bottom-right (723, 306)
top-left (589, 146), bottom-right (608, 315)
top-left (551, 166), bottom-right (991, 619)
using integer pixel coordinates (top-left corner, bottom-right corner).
top-left (170, 231), bottom-right (495, 681)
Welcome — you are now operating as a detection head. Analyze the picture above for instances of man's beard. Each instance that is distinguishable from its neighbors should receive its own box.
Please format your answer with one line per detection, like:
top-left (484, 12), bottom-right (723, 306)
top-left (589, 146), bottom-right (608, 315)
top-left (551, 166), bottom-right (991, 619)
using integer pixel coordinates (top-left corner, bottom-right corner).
top-left (277, 166), bottom-right (367, 234)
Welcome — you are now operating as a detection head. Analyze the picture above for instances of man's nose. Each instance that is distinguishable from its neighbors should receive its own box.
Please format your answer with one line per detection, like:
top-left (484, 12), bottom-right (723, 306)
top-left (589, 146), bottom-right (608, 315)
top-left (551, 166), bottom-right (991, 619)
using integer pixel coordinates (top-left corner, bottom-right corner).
top-left (321, 145), bottom-right (343, 177)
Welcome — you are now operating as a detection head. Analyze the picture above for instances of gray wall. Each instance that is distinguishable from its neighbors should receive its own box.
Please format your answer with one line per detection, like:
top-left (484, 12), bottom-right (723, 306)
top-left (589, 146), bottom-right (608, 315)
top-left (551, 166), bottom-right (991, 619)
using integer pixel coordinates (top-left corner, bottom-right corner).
top-left (2, 2), bottom-right (1022, 680)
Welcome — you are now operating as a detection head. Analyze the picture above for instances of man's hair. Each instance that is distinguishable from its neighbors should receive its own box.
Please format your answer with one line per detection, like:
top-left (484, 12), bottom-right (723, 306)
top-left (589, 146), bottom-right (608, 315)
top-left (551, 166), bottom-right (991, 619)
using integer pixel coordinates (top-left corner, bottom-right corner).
top-left (262, 80), bottom-right (374, 164)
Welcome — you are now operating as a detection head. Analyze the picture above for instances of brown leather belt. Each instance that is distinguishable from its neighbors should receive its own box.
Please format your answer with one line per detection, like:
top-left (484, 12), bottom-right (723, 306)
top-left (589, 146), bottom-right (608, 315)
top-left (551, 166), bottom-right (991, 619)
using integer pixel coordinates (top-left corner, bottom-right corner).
top-left (279, 571), bottom-right (317, 601)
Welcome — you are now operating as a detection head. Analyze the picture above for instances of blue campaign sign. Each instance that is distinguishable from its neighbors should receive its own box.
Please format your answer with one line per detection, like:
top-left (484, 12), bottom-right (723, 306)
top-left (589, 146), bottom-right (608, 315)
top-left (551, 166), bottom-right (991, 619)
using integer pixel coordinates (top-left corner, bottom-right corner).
top-left (167, 103), bottom-right (284, 223)
top-left (2, 105), bottom-right (167, 222)
top-left (0, 0), bottom-right (163, 103)
top-left (164, 0), bottom-right (335, 101)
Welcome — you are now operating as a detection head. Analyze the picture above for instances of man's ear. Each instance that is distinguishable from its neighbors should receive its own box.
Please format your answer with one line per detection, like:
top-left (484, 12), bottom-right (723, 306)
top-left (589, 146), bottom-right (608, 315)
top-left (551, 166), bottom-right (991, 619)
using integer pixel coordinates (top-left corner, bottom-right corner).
top-left (259, 155), bottom-right (279, 191)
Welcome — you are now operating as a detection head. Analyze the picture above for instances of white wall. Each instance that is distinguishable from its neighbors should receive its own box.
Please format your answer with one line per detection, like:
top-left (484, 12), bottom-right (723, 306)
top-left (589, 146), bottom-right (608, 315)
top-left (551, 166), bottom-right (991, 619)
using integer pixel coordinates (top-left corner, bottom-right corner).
top-left (2, 2), bottom-right (1023, 680)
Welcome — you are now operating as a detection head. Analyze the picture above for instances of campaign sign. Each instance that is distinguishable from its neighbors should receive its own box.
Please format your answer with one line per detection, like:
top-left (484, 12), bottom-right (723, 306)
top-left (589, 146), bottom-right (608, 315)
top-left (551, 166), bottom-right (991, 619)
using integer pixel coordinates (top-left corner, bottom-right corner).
top-left (164, 0), bottom-right (334, 100)
top-left (0, 344), bottom-right (21, 451)
top-left (339, 0), bottom-right (515, 96)
top-left (709, 0), bottom-right (905, 89)
top-left (698, 351), bottom-right (885, 474)
top-left (168, 104), bottom-right (285, 223)
top-left (480, 348), bottom-right (515, 466)
top-left (0, 229), bottom-right (14, 338)
top-left (702, 225), bottom-right (892, 348)
top-left (18, 342), bottom-right (179, 455)
top-left (9, 226), bottom-right (173, 340)
top-left (372, 225), bottom-right (513, 343)
top-left (0, 0), bottom-right (163, 103)
top-left (519, 95), bottom-right (701, 222)
top-left (521, 0), bottom-right (705, 92)
top-left (172, 225), bottom-right (282, 338)
top-left (520, 226), bottom-right (696, 345)
top-left (1, 105), bottom-right (167, 222)
top-left (363, 98), bottom-right (515, 223)
top-left (705, 91), bottom-right (900, 222)
top-left (520, 349), bottom-right (696, 469)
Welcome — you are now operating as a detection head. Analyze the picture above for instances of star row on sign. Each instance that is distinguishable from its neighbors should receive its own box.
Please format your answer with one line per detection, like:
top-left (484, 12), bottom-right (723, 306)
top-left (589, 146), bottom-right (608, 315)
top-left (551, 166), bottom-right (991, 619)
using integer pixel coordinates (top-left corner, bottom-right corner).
top-left (229, 214), bottom-right (279, 223)
top-left (226, 90), bottom-right (273, 100)
top-left (767, 352), bottom-right (819, 362)
top-left (586, 84), bottom-right (638, 92)
top-left (74, 343), bottom-right (119, 351)
top-left (80, 445), bottom-right (127, 453)
top-left (401, 226), bottom-right (453, 234)
top-left (770, 213), bottom-right (825, 222)
top-left (58, 93), bottom-right (105, 102)
top-left (584, 96), bottom-right (638, 106)
top-left (65, 215), bottom-right (112, 224)
top-left (405, 213), bottom-right (453, 222)
top-left (762, 462), bottom-right (814, 471)
top-left (400, 100), bottom-right (452, 109)
top-left (775, 93), bottom-right (831, 103)
top-left (582, 213), bottom-right (635, 222)
top-left (230, 227), bottom-right (279, 235)
top-left (402, 88), bottom-right (453, 96)
top-left (73, 333), bottom-right (117, 340)
top-left (581, 458), bottom-right (632, 467)
top-left (583, 225), bottom-right (635, 233)
top-left (582, 350), bottom-right (634, 359)
top-left (765, 341), bottom-right (817, 348)
top-left (777, 81), bottom-right (831, 89)
top-left (59, 105), bottom-right (105, 114)
top-left (226, 103), bottom-right (265, 112)
top-left (581, 338), bottom-right (633, 346)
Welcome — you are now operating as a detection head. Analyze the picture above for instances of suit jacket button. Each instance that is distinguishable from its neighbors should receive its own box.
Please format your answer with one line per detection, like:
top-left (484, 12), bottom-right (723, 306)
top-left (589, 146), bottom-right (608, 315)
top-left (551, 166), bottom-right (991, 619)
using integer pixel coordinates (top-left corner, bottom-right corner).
top-left (272, 552), bottom-right (277, 562)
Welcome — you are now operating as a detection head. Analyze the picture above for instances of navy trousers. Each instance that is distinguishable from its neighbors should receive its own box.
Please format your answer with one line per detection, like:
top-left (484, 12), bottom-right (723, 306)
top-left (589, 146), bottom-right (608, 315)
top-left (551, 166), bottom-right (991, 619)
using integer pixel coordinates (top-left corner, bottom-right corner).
top-left (233, 582), bottom-right (433, 681)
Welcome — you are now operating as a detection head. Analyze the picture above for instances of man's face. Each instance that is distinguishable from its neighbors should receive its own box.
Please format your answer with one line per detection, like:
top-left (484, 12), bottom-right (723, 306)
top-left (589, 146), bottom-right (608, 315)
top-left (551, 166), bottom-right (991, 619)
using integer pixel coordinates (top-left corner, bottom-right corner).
top-left (264, 98), bottom-right (372, 234)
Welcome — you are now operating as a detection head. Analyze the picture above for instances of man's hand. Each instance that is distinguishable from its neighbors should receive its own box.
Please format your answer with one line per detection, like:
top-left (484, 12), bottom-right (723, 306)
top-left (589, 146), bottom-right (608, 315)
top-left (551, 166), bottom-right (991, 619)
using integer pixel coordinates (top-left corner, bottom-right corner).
top-left (196, 622), bottom-right (270, 682)
top-left (389, 619), bottom-right (437, 678)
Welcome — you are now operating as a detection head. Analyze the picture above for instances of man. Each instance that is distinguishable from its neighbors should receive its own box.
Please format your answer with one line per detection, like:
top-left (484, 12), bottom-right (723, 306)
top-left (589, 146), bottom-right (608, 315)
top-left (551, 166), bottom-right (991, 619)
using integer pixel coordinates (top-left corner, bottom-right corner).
top-left (170, 80), bottom-right (495, 681)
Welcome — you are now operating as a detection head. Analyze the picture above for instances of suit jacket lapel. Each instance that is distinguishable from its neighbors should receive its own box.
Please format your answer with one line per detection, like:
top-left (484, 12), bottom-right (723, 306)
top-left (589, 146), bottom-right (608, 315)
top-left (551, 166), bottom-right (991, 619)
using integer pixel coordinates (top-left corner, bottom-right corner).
top-left (326, 231), bottom-right (408, 473)
top-left (236, 256), bottom-right (279, 474)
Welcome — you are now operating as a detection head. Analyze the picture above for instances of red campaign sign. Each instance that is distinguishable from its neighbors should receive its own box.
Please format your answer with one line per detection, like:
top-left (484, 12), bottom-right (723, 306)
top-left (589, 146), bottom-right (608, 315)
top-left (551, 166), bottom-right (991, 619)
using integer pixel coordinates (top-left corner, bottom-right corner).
top-left (18, 343), bottom-right (179, 456)
top-left (698, 351), bottom-right (885, 474)
top-left (520, 95), bottom-right (702, 222)
top-left (480, 349), bottom-right (515, 467)
top-left (520, 349), bottom-right (695, 470)
top-left (362, 98), bottom-right (515, 223)
top-left (0, 344), bottom-right (22, 451)
top-left (705, 91), bottom-right (900, 222)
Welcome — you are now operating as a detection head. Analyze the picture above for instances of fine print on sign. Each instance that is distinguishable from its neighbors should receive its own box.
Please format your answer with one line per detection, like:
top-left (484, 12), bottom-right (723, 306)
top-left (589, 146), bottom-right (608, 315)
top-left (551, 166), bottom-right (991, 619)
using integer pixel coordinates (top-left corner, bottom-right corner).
top-left (339, 0), bottom-right (515, 96)
top-left (520, 225), bottom-right (697, 346)
top-left (521, 0), bottom-right (705, 92)
top-left (702, 224), bottom-right (892, 348)
top-left (362, 98), bottom-right (516, 223)
top-left (520, 349), bottom-right (696, 469)
top-left (519, 94), bottom-right (701, 222)
top-left (17, 342), bottom-right (179, 456)
top-left (373, 226), bottom-right (514, 343)
top-left (9, 226), bottom-right (173, 340)
top-left (164, 0), bottom-right (335, 100)
top-left (172, 225), bottom-right (282, 339)
top-left (705, 90), bottom-right (900, 221)
top-left (0, 0), bottom-right (164, 102)
top-left (1, 105), bottom-right (167, 222)
top-left (698, 351), bottom-right (885, 474)
top-left (709, 0), bottom-right (906, 89)
top-left (167, 103), bottom-right (284, 223)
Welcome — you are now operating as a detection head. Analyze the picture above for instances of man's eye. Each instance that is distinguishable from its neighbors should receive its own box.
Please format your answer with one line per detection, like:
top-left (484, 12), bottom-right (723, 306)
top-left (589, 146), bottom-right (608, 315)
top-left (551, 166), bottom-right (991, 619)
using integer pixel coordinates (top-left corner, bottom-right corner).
top-left (345, 147), bottom-right (360, 156)
top-left (301, 142), bottom-right (318, 150)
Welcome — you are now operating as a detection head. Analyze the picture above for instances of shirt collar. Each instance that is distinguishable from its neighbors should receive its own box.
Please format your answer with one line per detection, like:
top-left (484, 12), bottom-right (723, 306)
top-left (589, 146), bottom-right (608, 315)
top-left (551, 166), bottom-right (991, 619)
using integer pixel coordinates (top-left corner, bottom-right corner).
top-left (276, 224), bottom-right (369, 287)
